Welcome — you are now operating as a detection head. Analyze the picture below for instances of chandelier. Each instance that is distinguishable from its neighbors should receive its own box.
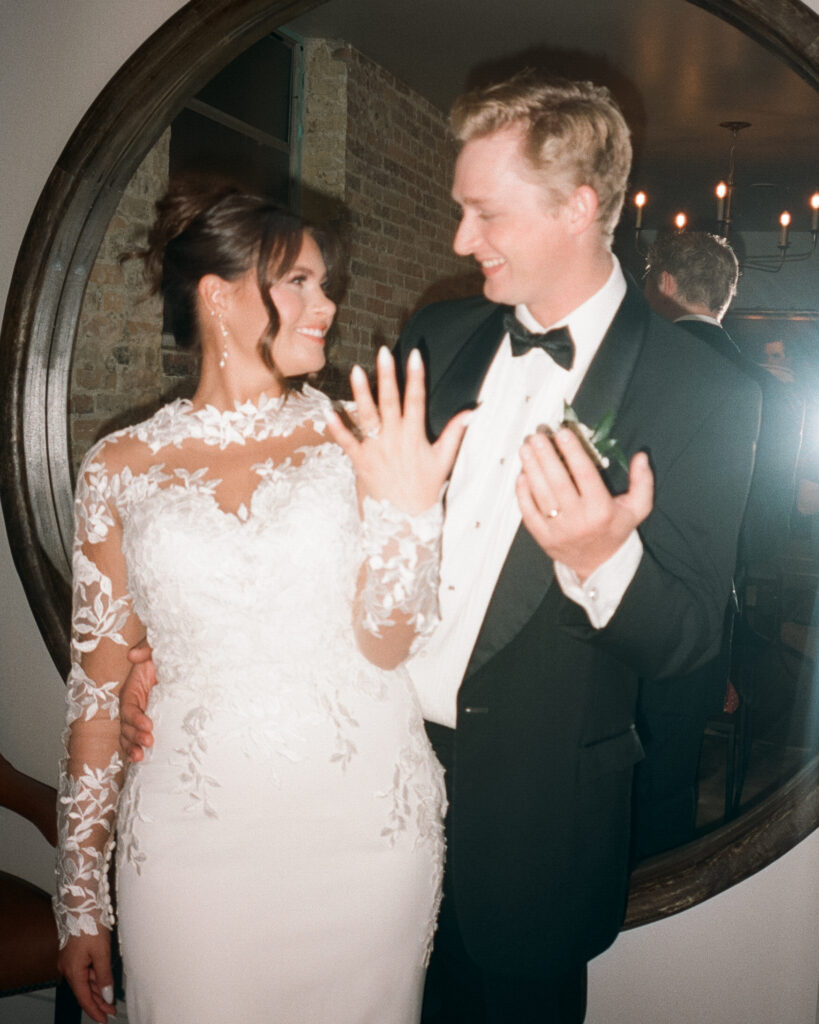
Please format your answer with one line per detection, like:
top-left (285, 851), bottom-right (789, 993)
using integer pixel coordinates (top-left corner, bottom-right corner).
top-left (632, 122), bottom-right (819, 273)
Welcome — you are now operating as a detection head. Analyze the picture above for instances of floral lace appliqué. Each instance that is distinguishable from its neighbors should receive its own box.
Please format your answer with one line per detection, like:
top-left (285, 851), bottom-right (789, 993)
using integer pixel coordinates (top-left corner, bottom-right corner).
top-left (360, 496), bottom-right (444, 655)
top-left (134, 388), bottom-right (331, 453)
top-left (378, 712), bottom-right (447, 964)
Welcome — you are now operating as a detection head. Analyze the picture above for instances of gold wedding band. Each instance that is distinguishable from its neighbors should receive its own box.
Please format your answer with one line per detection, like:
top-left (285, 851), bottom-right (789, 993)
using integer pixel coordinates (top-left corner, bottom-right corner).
top-left (547, 507), bottom-right (560, 519)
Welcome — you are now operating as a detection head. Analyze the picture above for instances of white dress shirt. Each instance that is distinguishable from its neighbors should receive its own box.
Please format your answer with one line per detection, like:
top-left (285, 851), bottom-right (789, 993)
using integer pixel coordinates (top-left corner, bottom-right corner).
top-left (408, 258), bottom-right (643, 727)
top-left (675, 313), bottom-right (722, 326)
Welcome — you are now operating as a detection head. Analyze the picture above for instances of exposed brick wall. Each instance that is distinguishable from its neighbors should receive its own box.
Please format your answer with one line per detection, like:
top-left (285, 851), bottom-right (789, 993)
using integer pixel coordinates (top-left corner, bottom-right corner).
top-left (301, 40), bottom-right (348, 206)
top-left (303, 40), bottom-right (481, 394)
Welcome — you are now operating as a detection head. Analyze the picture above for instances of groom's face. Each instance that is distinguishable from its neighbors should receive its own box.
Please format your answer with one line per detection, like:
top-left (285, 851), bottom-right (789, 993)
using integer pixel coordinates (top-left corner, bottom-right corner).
top-left (451, 126), bottom-right (576, 324)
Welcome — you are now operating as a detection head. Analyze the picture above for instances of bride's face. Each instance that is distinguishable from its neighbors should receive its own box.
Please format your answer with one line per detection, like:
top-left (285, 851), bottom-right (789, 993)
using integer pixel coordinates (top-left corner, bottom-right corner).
top-left (266, 234), bottom-right (336, 378)
top-left (218, 233), bottom-right (335, 387)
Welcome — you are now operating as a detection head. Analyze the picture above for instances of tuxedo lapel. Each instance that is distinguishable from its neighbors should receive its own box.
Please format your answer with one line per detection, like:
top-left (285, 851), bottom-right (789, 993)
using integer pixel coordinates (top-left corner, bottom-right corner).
top-left (571, 276), bottom-right (648, 495)
top-left (465, 277), bottom-right (650, 678)
top-left (427, 305), bottom-right (509, 438)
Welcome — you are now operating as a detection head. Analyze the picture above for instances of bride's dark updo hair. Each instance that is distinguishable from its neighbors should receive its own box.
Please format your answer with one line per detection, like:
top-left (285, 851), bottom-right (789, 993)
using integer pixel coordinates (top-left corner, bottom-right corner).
top-left (140, 179), bottom-right (341, 374)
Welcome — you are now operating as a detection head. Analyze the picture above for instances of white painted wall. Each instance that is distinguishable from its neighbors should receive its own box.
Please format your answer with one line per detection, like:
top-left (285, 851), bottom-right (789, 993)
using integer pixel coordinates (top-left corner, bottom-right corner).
top-left (1, 2), bottom-right (817, 1021)
top-left (0, 0), bottom-right (190, 888)
top-left (587, 830), bottom-right (819, 1022)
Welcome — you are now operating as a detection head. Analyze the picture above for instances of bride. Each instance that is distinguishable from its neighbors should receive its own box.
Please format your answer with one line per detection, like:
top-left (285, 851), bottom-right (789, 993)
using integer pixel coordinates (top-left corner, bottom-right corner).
top-left (54, 183), bottom-right (469, 1024)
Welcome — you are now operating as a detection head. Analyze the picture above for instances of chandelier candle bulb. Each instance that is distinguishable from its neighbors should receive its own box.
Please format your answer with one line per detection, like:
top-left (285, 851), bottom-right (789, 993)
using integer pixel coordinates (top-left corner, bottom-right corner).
top-left (715, 181), bottom-right (727, 221)
top-left (634, 191), bottom-right (646, 229)
top-left (779, 211), bottom-right (791, 247)
top-left (674, 212), bottom-right (687, 231)
top-left (811, 193), bottom-right (819, 233)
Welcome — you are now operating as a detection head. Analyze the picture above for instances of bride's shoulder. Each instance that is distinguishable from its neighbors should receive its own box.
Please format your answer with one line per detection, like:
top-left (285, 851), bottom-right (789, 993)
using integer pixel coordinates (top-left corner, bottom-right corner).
top-left (76, 398), bottom-right (190, 481)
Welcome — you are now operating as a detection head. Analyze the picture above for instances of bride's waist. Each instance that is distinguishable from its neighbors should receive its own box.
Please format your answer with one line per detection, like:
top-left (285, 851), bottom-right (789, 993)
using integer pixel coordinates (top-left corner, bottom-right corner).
top-left (150, 636), bottom-right (361, 686)
top-left (146, 654), bottom-right (397, 716)
top-left (139, 663), bottom-right (413, 771)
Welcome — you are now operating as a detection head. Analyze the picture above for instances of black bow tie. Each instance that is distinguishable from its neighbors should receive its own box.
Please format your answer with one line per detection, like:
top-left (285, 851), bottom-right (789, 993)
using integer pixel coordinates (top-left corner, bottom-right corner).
top-left (503, 312), bottom-right (575, 370)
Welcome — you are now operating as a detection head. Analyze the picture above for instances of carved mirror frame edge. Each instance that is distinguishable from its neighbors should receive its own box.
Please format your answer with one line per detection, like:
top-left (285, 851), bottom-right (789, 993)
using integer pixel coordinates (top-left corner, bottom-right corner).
top-left (0, 0), bottom-right (817, 928)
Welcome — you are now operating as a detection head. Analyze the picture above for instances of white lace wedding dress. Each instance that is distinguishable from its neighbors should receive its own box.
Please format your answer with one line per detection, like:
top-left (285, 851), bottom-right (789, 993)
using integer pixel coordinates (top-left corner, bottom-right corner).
top-left (54, 384), bottom-right (446, 1024)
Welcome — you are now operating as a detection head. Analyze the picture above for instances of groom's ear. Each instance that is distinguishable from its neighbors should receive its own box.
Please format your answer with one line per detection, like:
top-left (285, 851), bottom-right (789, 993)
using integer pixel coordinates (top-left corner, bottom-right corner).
top-left (565, 185), bottom-right (599, 235)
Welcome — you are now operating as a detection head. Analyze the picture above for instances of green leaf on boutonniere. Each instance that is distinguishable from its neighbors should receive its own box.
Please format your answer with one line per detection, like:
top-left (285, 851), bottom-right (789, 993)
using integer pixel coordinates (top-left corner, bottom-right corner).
top-left (562, 402), bottom-right (629, 475)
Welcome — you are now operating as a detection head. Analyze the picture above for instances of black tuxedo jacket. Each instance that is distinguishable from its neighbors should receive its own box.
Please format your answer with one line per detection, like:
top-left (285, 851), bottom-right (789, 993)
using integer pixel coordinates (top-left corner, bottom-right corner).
top-left (395, 278), bottom-right (760, 980)
top-left (677, 317), bottom-right (804, 576)
top-left (676, 317), bottom-right (743, 365)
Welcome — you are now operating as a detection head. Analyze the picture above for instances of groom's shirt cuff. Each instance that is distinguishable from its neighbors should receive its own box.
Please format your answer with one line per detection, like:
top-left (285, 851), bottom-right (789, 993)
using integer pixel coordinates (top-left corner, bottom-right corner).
top-left (554, 530), bottom-right (643, 628)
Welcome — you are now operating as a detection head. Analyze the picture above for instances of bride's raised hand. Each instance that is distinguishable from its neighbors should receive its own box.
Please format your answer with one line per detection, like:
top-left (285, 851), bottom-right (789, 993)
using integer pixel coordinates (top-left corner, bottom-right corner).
top-left (326, 346), bottom-right (471, 514)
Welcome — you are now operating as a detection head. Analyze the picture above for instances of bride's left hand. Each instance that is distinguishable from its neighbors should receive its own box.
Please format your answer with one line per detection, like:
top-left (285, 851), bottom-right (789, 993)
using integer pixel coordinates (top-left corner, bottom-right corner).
top-left (326, 346), bottom-right (471, 515)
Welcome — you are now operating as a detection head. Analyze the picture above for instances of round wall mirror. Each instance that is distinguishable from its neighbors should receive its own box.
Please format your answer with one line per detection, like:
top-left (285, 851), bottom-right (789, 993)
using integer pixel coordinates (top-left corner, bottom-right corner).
top-left (1, 0), bottom-right (817, 928)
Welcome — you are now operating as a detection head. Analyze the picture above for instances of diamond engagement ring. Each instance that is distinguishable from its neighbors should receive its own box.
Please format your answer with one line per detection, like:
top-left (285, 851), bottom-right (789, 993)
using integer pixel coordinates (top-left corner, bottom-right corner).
top-left (363, 425), bottom-right (381, 439)
top-left (547, 507), bottom-right (560, 518)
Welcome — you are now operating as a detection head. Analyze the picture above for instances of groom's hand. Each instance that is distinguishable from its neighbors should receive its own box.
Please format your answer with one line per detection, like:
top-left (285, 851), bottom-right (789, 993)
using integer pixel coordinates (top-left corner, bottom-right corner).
top-left (120, 639), bottom-right (157, 762)
top-left (516, 427), bottom-right (654, 580)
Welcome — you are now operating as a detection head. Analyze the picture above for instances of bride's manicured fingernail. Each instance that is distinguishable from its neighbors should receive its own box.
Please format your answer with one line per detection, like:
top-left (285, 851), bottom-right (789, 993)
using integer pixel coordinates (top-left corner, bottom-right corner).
top-left (351, 364), bottom-right (367, 385)
top-left (377, 346), bottom-right (392, 365)
top-left (408, 348), bottom-right (422, 369)
top-left (102, 985), bottom-right (114, 1004)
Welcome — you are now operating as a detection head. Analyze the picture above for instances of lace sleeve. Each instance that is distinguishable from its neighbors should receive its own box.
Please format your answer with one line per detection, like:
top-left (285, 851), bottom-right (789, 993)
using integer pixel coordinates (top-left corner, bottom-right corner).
top-left (354, 495), bottom-right (444, 666)
top-left (53, 449), bottom-right (144, 947)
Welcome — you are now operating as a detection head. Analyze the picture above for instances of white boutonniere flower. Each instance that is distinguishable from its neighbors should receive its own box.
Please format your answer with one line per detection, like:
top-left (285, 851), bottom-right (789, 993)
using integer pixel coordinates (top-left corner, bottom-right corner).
top-left (561, 403), bottom-right (629, 473)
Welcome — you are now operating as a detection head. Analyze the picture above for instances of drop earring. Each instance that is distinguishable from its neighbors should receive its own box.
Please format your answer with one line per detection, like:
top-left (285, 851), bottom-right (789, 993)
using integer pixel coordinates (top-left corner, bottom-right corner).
top-left (215, 310), bottom-right (230, 368)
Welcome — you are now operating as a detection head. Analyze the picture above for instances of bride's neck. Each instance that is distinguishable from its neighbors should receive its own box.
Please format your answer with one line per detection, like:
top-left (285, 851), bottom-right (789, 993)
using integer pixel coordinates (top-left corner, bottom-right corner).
top-left (193, 353), bottom-right (285, 410)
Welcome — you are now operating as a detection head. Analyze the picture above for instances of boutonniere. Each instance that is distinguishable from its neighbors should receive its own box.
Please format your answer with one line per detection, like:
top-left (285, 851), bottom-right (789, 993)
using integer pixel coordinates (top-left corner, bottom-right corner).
top-left (561, 403), bottom-right (629, 474)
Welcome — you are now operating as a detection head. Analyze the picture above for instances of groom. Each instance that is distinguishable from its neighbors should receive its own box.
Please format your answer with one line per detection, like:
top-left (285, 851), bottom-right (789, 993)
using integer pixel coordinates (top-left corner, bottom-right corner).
top-left (395, 74), bottom-right (759, 1022)
top-left (121, 74), bottom-right (759, 1022)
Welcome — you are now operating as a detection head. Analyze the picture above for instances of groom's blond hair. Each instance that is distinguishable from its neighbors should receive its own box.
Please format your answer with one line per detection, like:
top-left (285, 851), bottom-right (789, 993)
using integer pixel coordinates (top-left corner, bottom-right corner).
top-left (450, 73), bottom-right (632, 243)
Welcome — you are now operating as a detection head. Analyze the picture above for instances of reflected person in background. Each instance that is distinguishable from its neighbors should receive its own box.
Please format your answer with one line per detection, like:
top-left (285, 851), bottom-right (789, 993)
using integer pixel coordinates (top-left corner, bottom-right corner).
top-left (643, 230), bottom-right (741, 358)
top-left (644, 232), bottom-right (802, 585)
top-left (644, 233), bottom-right (804, 581)
top-left (640, 231), bottom-right (803, 854)
top-left (55, 182), bottom-right (470, 1024)
top-left (761, 338), bottom-right (796, 384)
top-left (638, 231), bottom-right (749, 855)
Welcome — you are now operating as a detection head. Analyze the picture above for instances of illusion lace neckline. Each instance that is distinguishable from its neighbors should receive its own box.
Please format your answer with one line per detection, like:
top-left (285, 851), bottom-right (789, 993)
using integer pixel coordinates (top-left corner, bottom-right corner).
top-left (134, 384), bottom-right (332, 453)
top-left (183, 389), bottom-right (287, 422)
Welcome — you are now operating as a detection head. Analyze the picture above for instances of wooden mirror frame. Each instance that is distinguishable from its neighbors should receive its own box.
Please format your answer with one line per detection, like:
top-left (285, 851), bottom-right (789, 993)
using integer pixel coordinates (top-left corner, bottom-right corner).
top-left (1, 0), bottom-right (817, 928)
